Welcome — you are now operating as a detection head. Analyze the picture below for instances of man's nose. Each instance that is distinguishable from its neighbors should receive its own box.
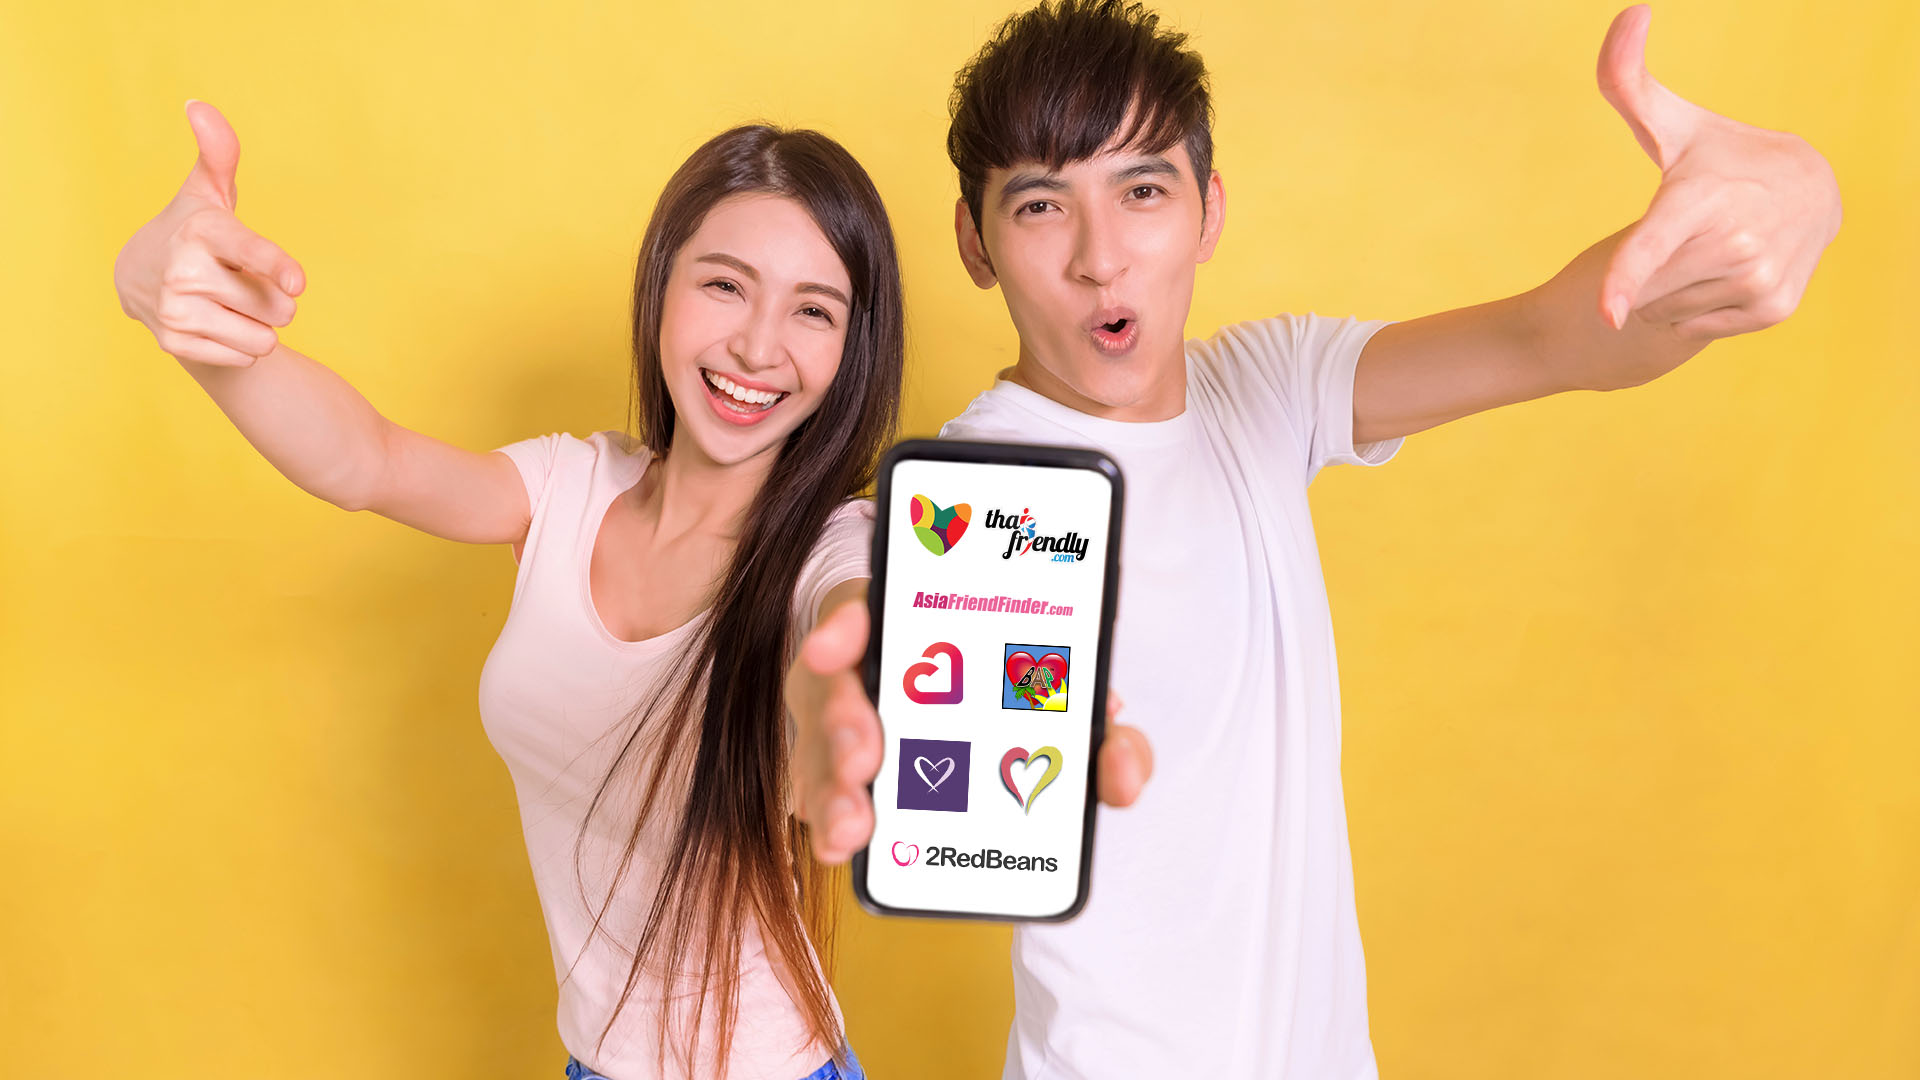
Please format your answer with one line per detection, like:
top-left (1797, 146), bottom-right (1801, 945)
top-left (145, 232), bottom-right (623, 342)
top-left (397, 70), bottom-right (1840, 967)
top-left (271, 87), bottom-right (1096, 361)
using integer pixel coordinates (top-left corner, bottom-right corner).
top-left (1067, 204), bottom-right (1125, 287)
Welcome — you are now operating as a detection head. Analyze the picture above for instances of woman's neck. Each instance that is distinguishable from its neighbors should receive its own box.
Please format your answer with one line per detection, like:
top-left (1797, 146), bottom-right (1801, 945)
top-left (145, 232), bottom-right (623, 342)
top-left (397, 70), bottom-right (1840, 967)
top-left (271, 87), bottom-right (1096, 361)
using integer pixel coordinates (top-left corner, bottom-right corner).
top-left (637, 428), bottom-right (779, 545)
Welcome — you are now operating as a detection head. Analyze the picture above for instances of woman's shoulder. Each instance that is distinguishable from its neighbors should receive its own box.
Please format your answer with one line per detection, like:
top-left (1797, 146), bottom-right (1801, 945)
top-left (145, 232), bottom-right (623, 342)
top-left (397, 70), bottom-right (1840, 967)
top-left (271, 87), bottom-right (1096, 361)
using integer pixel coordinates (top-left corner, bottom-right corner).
top-left (495, 428), bottom-right (646, 461)
top-left (826, 494), bottom-right (877, 525)
top-left (588, 428), bottom-right (647, 455)
top-left (492, 428), bottom-right (651, 511)
top-left (541, 429), bottom-right (654, 476)
top-left (806, 497), bottom-right (875, 572)
top-left (797, 497), bottom-right (874, 562)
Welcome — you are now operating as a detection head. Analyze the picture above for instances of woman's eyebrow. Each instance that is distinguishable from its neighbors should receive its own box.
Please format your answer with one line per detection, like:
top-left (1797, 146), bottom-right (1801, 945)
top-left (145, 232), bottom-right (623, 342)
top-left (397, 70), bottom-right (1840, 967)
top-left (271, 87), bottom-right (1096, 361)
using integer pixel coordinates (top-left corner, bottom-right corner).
top-left (695, 252), bottom-right (758, 278)
top-left (798, 281), bottom-right (850, 307)
top-left (697, 252), bottom-right (847, 307)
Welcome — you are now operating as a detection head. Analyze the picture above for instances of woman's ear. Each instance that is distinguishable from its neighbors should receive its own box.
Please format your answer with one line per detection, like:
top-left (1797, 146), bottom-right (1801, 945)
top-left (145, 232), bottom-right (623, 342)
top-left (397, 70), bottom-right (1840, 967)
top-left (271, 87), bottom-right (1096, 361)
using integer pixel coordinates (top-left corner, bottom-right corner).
top-left (954, 196), bottom-right (998, 288)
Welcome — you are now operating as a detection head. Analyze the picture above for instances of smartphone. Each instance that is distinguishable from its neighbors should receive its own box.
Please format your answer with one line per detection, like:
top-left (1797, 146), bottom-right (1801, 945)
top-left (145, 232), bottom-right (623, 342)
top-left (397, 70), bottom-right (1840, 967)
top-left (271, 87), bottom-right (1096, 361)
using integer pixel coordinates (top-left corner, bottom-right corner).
top-left (851, 437), bottom-right (1124, 922)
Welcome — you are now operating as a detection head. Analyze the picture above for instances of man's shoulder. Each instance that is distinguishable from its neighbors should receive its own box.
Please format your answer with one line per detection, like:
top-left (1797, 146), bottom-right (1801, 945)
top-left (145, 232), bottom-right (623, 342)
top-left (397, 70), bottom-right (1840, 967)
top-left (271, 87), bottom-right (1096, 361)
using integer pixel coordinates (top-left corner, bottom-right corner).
top-left (1185, 314), bottom-right (1299, 373)
top-left (937, 382), bottom-right (1047, 442)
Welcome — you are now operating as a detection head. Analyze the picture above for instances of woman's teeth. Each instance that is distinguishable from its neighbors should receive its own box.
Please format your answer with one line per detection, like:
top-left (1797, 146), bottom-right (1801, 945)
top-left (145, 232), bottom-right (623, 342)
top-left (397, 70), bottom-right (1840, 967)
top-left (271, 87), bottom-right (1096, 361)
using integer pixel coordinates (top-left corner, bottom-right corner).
top-left (703, 369), bottom-right (786, 412)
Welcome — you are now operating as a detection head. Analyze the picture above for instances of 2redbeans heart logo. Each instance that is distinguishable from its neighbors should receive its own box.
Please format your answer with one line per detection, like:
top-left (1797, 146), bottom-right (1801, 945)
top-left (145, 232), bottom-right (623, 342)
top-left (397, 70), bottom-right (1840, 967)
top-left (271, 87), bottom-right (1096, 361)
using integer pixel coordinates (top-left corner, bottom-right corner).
top-left (891, 841), bottom-right (920, 866)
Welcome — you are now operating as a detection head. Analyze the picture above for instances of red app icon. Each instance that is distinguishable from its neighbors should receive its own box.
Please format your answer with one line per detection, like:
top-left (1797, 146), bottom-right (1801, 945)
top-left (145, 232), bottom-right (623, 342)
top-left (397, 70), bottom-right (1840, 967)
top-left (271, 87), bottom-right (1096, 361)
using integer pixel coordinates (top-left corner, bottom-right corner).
top-left (902, 642), bottom-right (964, 705)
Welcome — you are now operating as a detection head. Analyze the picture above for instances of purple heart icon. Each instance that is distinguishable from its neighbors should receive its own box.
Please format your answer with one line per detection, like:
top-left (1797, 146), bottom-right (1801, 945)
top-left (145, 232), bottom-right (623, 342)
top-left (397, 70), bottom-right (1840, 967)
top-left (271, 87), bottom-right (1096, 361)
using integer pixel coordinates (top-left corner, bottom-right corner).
top-left (897, 737), bottom-right (969, 812)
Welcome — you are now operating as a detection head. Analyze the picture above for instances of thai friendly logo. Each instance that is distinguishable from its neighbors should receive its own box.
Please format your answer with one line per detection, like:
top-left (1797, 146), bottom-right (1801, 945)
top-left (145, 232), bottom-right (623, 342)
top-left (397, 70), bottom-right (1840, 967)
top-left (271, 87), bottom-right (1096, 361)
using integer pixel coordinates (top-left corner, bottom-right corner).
top-left (983, 507), bottom-right (1091, 563)
top-left (909, 494), bottom-right (970, 555)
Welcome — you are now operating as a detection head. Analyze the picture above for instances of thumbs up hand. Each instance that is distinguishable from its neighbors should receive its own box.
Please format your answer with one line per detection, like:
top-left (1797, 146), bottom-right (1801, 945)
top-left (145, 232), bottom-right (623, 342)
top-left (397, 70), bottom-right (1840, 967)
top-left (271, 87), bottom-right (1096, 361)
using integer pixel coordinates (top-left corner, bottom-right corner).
top-left (1594, 5), bottom-right (1841, 341)
top-left (113, 101), bottom-right (307, 367)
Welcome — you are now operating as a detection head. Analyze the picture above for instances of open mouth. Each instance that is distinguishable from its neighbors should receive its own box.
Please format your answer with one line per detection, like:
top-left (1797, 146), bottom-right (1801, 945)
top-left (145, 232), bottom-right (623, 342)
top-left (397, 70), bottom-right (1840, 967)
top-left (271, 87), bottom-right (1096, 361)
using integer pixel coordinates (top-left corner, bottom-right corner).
top-left (701, 368), bottom-right (789, 415)
top-left (1089, 308), bottom-right (1140, 353)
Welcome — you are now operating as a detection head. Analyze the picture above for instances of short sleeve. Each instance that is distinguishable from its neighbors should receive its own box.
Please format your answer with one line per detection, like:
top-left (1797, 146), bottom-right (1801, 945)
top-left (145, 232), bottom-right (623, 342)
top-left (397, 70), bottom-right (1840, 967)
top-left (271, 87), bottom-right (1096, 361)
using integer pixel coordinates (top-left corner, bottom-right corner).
top-left (1192, 313), bottom-right (1405, 483)
top-left (490, 432), bottom-right (567, 512)
top-left (792, 498), bottom-right (876, 637)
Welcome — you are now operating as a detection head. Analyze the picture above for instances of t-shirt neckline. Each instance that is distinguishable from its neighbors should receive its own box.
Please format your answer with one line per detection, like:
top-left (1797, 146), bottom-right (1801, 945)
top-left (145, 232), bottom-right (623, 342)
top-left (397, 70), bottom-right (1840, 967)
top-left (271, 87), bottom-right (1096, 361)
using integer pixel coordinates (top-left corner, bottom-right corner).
top-left (578, 438), bottom-right (711, 653)
top-left (980, 363), bottom-right (1199, 449)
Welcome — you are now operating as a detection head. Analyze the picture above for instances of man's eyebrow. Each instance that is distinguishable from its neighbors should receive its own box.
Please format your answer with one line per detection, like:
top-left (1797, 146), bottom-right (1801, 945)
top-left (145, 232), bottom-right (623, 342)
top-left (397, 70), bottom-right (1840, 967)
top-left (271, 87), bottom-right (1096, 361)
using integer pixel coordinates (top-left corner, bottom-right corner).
top-left (1109, 156), bottom-right (1181, 185)
top-left (994, 156), bottom-right (1184, 211)
top-left (996, 171), bottom-right (1070, 211)
top-left (696, 252), bottom-right (848, 308)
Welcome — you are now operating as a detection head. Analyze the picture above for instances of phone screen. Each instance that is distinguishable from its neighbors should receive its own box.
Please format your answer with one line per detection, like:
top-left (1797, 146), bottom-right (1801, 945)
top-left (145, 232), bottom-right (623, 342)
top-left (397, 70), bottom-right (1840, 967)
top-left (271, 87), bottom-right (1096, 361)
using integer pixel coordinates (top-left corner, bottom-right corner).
top-left (857, 440), bottom-right (1121, 921)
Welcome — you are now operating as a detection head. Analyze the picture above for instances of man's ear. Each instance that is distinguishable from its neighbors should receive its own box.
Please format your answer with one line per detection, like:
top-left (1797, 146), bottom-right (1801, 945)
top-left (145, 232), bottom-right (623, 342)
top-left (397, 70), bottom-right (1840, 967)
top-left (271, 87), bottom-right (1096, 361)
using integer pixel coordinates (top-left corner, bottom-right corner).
top-left (1197, 169), bottom-right (1226, 264)
top-left (955, 196), bottom-right (998, 288)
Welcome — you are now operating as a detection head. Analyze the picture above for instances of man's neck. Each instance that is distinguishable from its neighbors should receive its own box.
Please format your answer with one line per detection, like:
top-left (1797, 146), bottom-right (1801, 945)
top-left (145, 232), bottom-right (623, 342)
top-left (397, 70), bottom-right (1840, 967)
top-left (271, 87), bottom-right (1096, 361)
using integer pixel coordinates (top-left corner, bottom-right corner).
top-left (1005, 341), bottom-right (1187, 422)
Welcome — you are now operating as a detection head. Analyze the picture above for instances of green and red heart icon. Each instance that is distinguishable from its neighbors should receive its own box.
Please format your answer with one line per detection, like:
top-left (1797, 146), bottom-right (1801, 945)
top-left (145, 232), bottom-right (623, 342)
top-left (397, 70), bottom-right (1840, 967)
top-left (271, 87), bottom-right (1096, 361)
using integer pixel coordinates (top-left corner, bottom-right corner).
top-left (909, 494), bottom-right (971, 556)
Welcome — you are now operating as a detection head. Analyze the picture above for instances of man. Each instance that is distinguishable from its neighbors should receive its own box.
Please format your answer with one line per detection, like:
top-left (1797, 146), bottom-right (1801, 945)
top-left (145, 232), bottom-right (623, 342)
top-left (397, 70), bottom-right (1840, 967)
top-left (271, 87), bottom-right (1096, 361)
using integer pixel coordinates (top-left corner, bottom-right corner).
top-left (786, 2), bottom-right (1841, 1076)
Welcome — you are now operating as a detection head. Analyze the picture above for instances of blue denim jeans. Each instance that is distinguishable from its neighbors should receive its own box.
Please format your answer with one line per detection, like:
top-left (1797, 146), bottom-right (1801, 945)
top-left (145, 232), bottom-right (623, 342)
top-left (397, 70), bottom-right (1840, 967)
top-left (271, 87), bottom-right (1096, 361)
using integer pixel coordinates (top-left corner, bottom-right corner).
top-left (564, 1045), bottom-right (865, 1080)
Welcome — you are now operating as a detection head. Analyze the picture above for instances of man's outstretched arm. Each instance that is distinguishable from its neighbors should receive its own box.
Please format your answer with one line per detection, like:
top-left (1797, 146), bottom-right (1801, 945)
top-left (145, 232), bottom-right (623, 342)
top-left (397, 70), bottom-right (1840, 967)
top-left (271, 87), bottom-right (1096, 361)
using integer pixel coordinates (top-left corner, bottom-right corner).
top-left (1349, 4), bottom-right (1842, 447)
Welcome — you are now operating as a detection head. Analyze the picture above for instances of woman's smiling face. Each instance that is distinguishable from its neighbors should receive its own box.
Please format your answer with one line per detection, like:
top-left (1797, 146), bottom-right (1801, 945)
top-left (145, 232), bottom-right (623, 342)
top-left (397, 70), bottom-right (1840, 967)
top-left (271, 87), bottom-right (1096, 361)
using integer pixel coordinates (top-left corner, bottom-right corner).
top-left (659, 192), bottom-right (854, 466)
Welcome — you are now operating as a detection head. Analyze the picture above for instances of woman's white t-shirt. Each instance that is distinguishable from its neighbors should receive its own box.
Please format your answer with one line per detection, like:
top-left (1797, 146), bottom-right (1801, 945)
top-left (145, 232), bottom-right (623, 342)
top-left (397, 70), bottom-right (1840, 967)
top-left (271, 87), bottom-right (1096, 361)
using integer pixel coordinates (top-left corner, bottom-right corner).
top-left (477, 429), bottom-right (873, 1079)
top-left (937, 313), bottom-right (1406, 1080)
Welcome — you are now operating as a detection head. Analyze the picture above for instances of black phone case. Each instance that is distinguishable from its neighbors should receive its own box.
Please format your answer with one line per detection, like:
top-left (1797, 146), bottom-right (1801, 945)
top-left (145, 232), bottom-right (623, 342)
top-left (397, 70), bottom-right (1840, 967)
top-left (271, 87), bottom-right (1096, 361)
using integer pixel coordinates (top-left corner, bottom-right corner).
top-left (850, 437), bottom-right (1125, 923)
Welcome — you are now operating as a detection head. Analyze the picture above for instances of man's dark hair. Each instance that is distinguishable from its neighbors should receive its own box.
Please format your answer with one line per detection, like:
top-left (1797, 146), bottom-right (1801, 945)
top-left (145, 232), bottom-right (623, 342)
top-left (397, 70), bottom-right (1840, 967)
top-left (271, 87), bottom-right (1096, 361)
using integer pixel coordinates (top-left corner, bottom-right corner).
top-left (947, 0), bottom-right (1214, 233)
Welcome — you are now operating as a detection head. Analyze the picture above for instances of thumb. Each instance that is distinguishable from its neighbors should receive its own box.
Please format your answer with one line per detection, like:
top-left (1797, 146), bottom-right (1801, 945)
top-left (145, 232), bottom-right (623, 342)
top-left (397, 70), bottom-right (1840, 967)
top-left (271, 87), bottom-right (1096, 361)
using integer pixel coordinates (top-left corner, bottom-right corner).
top-left (798, 597), bottom-right (868, 677)
top-left (1595, 5), bottom-right (1700, 171)
top-left (181, 99), bottom-right (240, 211)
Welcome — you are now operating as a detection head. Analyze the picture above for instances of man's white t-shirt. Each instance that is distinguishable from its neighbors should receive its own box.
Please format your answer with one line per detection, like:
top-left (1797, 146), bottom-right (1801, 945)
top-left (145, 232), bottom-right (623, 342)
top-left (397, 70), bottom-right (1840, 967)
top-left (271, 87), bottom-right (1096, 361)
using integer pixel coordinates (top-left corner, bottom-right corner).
top-left (937, 313), bottom-right (1405, 1080)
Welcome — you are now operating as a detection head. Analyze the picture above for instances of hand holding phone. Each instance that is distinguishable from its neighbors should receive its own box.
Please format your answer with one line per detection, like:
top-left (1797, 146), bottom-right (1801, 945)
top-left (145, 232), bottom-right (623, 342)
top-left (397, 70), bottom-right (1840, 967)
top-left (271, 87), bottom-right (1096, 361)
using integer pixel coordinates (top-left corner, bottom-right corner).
top-left (789, 605), bottom-right (1148, 863)
top-left (787, 439), bottom-right (1152, 921)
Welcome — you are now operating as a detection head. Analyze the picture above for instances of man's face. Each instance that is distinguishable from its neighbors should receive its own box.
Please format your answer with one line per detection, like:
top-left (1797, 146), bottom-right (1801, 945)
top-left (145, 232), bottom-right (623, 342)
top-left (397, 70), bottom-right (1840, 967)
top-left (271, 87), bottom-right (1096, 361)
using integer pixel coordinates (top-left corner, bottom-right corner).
top-left (957, 135), bottom-right (1225, 418)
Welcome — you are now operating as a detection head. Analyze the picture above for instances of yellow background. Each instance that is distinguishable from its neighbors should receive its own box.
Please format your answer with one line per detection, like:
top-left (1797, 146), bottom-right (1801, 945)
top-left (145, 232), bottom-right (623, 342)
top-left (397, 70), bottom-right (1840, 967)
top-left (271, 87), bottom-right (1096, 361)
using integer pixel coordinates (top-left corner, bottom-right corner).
top-left (3, 0), bottom-right (1914, 1076)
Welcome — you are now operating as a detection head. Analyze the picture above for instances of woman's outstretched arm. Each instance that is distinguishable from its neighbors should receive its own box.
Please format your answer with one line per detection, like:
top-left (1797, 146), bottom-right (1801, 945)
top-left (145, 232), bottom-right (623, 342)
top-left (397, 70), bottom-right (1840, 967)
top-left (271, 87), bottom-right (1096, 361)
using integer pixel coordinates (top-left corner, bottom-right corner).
top-left (115, 100), bottom-right (529, 547)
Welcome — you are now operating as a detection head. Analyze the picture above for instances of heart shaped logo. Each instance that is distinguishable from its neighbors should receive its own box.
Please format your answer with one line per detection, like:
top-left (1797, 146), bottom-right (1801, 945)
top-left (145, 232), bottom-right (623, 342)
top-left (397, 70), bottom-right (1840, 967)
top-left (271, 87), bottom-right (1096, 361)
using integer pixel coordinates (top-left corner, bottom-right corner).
top-left (890, 841), bottom-right (920, 867)
top-left (909, 494), bottom-right (971, 556)
top-left (999, 745), bottom-right (1062, 813)
top-left (903, 642), bottom-right (964, 705)
top-left (1004, 648), bottom-right (1069, 710)
top-left (896, 737), bottom-right (970, 813)
top-left (913, 756), bottom-right (955, 792)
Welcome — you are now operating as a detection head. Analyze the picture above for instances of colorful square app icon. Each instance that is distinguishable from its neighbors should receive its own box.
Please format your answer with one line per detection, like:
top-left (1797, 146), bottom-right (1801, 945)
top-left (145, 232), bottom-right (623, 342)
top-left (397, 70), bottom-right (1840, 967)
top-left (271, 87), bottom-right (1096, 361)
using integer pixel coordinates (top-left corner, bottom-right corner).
top-left (896, 738), bottom-right (970, 813)
top-left (1002, 644), bottom-right (1069, 711)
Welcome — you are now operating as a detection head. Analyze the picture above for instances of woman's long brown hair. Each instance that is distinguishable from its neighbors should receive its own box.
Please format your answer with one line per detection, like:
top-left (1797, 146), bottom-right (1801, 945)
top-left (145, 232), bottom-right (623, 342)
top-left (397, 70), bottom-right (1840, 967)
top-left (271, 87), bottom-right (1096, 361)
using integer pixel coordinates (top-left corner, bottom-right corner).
top-left (568, 125), bottom-right (902, 1075)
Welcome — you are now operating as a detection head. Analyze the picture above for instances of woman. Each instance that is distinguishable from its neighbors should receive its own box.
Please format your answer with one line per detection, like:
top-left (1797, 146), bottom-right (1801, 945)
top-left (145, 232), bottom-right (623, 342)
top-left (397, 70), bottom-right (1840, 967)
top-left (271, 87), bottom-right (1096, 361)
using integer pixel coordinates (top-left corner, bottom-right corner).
top-left (112, 102), bottom-right (898, 1080)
